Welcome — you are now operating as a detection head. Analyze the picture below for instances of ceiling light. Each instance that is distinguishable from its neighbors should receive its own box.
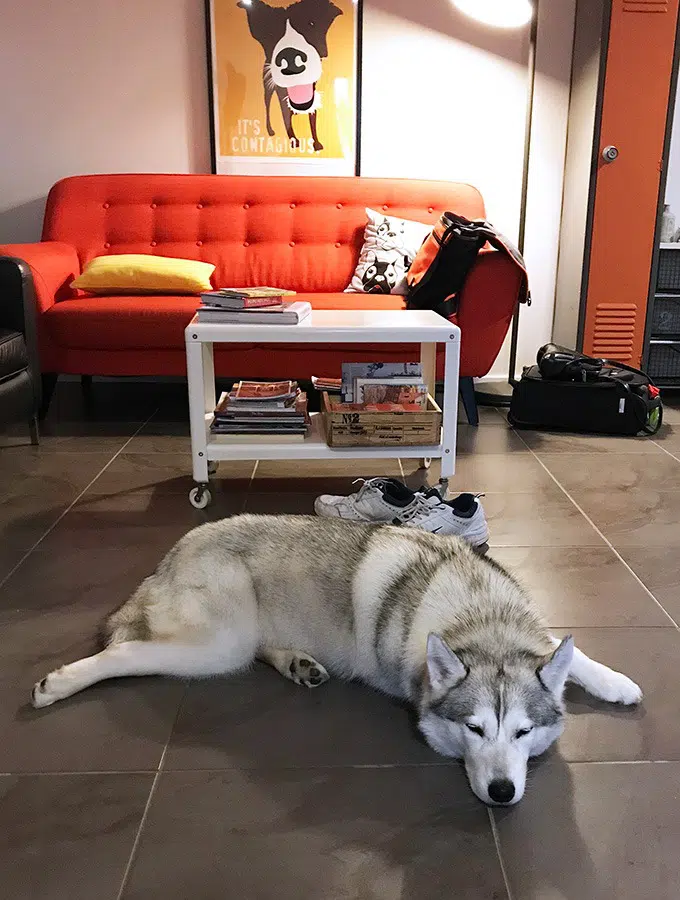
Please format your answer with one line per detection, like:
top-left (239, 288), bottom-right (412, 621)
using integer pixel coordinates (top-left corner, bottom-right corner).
top-left (453, 0), bottom-right (533, 29)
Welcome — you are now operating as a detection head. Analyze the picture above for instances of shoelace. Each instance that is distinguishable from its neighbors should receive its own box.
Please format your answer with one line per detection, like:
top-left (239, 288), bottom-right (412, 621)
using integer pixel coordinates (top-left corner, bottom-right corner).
top-left (348, 477), bottom-right (388, 503)
top-left (397, 493), bottom-right (442, 522)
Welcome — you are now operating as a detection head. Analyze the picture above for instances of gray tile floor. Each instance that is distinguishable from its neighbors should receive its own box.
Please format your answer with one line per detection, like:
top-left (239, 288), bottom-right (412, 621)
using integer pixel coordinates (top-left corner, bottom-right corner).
top-left (2, 380), bottom-right (680, 899)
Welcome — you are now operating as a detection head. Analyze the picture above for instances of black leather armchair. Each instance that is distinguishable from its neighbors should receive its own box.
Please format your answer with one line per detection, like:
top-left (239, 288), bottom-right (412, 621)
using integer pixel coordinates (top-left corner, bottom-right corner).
top-left (0, 257), bottom-right (42, 444)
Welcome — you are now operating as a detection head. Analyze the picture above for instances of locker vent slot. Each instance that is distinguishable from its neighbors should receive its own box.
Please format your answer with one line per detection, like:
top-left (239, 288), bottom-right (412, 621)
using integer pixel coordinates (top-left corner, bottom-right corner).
top-left (591, 303), bottom-right (637, 361)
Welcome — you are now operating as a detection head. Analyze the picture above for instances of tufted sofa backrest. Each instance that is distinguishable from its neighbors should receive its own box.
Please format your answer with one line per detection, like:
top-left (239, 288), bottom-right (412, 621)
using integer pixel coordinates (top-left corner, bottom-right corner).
top-left (43, 174), bottom-right (485, 293)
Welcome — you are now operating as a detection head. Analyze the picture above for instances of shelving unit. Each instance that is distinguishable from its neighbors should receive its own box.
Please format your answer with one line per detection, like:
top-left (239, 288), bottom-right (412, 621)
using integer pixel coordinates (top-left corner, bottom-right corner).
top-left (184, 309), bottom-right (460, 508)
top-left (648, 244), bottom-right (680, 385)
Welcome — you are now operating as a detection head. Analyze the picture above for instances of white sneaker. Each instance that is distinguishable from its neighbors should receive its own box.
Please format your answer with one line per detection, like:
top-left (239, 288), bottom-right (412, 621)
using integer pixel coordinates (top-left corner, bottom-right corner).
top-left (400, 491), bottom-right (489, 548)
top-left (314, 477), bottom-right (418, 523)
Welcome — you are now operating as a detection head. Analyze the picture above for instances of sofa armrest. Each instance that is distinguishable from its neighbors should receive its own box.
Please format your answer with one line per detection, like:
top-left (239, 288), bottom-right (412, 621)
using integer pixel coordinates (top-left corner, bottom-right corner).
top-left (0, 242), bottom-right (79, 315)
top-left (455, 247), bottom-right (526, 378)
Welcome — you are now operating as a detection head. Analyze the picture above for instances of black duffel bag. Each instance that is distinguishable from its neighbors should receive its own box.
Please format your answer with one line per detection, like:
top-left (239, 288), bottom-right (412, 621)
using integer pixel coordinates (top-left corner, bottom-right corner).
top-left (508, 344), bottom-right (663, 436)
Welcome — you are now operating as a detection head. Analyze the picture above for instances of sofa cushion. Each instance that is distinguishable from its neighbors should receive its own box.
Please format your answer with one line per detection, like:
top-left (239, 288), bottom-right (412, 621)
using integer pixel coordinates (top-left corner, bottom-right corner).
top-left (43, 293), bottom-right (405, 351)
top-left (346, 208), bottom-right (432, 295)
top-left (71, 254), bottom-right (215, 294)
top-left (0, 329), bottom-right (28, 380)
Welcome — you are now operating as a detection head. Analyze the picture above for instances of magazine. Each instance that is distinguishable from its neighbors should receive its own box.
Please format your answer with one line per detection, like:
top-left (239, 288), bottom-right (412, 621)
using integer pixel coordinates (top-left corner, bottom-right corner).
top-left (232, 381), bottom-right (297, 401)
top-left (341, 362), bottom-right (422, 402)
top-left (311, 375), bottom-right (342, 393)
top-left (211, 386), bottom-right (310, 439)
top-left (354, 378), bottom-right (428, 408)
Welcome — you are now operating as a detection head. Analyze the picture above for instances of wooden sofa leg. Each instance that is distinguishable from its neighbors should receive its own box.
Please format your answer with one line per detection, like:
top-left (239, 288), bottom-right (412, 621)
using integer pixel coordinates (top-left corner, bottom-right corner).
top-left (39, 373), bottom-right (59, 420)
top-left (459, 376), bottom-right (479, 426)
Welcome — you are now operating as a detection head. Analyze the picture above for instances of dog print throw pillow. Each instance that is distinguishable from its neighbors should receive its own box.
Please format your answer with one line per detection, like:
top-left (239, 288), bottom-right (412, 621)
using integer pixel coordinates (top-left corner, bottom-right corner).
top-left (346, 208), bottom-right (433, 296)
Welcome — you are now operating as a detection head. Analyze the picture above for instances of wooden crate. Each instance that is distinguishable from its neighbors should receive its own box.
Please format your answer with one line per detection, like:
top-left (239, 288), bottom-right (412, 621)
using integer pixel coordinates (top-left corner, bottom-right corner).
top-left (322, 392), bottom-right (442, 447)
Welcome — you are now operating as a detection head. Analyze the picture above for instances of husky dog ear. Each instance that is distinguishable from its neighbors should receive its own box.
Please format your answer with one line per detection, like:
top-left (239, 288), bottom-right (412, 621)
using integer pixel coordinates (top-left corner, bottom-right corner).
top-left (426, 633), bottom-right (467, 692)
top-left (538, 635), bottom-right (574, 693)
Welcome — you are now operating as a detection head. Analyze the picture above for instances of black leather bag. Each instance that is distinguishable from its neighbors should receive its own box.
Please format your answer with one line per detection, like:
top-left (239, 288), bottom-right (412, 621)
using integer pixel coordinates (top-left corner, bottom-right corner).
top-left (509, 345), bottom-right (663, 436)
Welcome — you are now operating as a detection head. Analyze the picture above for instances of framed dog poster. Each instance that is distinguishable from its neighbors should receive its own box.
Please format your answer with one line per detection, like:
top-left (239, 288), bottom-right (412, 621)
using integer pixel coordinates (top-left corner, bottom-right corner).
top-left (207, 0), bottom-right (361, 176)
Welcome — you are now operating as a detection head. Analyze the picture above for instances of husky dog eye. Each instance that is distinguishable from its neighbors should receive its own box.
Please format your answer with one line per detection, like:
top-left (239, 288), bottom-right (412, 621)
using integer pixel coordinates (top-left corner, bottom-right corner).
top-left (466, 723), bottom-right (485, 737)
top-left (515, 727), bottom-right (533, 739)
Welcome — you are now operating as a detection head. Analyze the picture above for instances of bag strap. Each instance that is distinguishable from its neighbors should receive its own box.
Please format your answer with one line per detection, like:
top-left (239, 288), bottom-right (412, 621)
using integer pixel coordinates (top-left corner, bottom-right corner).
top-left (600, 358), bottom-right (659, 387)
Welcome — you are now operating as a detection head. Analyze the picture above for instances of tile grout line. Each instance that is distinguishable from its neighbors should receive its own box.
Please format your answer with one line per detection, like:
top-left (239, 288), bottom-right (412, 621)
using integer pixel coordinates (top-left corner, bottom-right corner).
top-left (488, 808), bottom-right (514, 900)
top-left (0, 770), bottom-right (158, 778)
top-left (0, 409), bottom-right (160, 592)
top-left (240, 459), bottom-right (259, 513)
top-left (114, 747), bottom-right (168, 900)
top-left (114, 684), bottom-right (187, 900)
top-left (2, 758), bottom-right (679, 779)
top-left (513, 431), bottom-right (680, 630)
top-left (651, 438), bottom-right (680, 463)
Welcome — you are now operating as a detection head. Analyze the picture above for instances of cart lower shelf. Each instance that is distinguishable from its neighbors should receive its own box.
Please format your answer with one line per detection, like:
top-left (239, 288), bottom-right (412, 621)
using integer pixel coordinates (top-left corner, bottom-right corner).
top-left (203, 412), bottom-right (444, 462)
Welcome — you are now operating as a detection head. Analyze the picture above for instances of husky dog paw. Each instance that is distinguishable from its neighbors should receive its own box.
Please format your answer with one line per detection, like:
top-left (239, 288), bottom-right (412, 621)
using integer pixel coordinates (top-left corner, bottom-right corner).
top-left (287, 654), bottom-right (329, 689)
top-left (597, 669), bottom-right (643, 705)
top-left (31, 671), bottom-right (65, 709)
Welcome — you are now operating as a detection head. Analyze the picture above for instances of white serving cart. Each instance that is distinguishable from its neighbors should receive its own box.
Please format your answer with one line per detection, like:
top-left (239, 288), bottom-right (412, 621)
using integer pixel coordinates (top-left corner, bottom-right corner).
top-left (184, 309), bottom-right (460, 508)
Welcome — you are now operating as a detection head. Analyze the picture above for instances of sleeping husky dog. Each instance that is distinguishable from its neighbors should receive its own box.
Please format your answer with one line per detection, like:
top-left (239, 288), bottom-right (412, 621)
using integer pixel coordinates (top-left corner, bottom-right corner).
top-left (31, 515), bottom-right (642, 805)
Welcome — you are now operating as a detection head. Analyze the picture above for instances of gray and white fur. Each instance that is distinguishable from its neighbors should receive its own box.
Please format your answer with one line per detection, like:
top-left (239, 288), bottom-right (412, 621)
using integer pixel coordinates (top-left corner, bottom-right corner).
top-left (31, 515), bottom-right (642, 805)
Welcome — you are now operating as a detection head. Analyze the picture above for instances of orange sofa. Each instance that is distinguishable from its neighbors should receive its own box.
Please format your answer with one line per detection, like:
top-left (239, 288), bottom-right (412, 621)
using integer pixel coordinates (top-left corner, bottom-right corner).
top-left (0, 174), bottom-right (526, 423)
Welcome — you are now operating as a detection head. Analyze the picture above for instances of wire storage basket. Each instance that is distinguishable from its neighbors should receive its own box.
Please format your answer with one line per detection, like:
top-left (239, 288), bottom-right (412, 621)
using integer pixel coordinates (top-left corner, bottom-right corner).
top-left (648, 342), bottom-right (680, 382)
top-left (651, 294), bottom-right (680, 336)
top-left (657, 248), bottom-right (680, 292)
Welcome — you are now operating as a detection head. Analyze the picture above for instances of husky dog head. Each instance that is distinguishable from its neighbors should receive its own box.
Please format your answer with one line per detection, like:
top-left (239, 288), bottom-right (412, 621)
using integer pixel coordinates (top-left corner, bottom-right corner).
top-left (418, 633), bottom-right (574, 805)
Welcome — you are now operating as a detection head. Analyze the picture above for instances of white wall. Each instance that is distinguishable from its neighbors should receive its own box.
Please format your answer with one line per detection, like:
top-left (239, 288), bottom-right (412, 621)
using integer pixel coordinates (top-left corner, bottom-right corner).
top-left (0, 0), bottom-right (575, 373)
top-left (361, 0), bottom-right (579, 376)
top-left (0, 0), bottom-right (211, 243)
top-left (665, 85), bottom-right (680, 219)
top-left (514, 0), bottom-right (577, 374)
top-left (361, 1), bottom-right (529, 238)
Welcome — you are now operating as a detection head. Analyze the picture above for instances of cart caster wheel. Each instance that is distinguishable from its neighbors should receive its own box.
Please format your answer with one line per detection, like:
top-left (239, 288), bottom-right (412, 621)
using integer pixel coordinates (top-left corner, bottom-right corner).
top-left (207, 461), bottom-right (219, 476)
top-left (419, 457), bottom-right (432, 470)
top-left (189, 486), bottom-right (212, 509)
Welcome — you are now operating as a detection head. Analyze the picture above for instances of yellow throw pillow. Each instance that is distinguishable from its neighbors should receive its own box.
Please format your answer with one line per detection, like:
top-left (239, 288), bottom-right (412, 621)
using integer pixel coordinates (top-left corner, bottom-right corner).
top-left (71, 254), bottom-right (215, 295)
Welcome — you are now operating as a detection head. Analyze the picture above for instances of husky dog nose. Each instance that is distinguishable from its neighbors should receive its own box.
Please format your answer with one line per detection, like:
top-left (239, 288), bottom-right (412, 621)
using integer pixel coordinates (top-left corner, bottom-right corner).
top-left (487, 779), bottom-right (515, 804)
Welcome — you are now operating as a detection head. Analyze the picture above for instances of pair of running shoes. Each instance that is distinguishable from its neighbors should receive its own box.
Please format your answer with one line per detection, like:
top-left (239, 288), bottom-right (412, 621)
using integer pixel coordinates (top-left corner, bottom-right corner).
top-left (314, 477), bottom-right (489, 550)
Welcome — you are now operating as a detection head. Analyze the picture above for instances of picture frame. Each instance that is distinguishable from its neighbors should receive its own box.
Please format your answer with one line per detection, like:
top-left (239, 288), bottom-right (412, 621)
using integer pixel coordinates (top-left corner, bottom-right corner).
top-left (205, 0), bottom-right (362, 176)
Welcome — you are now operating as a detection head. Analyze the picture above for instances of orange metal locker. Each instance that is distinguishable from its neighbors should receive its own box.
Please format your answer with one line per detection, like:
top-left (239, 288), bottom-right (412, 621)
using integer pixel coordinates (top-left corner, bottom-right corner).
top-left (581, 0), bottom-right (680, 365)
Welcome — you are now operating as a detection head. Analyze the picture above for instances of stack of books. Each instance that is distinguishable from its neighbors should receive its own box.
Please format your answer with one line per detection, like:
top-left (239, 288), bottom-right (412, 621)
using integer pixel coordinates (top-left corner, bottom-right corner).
top-left (197, 288), bottom-right (311, 325)
top-left (211, 381), bottom-right (310, 441)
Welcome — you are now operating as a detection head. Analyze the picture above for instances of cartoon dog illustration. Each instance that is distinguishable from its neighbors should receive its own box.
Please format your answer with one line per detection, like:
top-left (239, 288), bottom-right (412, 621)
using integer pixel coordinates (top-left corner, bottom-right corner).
top-left (361, 253), bottom-right (400, 294)
top-left (237, 0), bottom-right (342, 152)
top-left (376, 217), bottom-right (406, 251)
